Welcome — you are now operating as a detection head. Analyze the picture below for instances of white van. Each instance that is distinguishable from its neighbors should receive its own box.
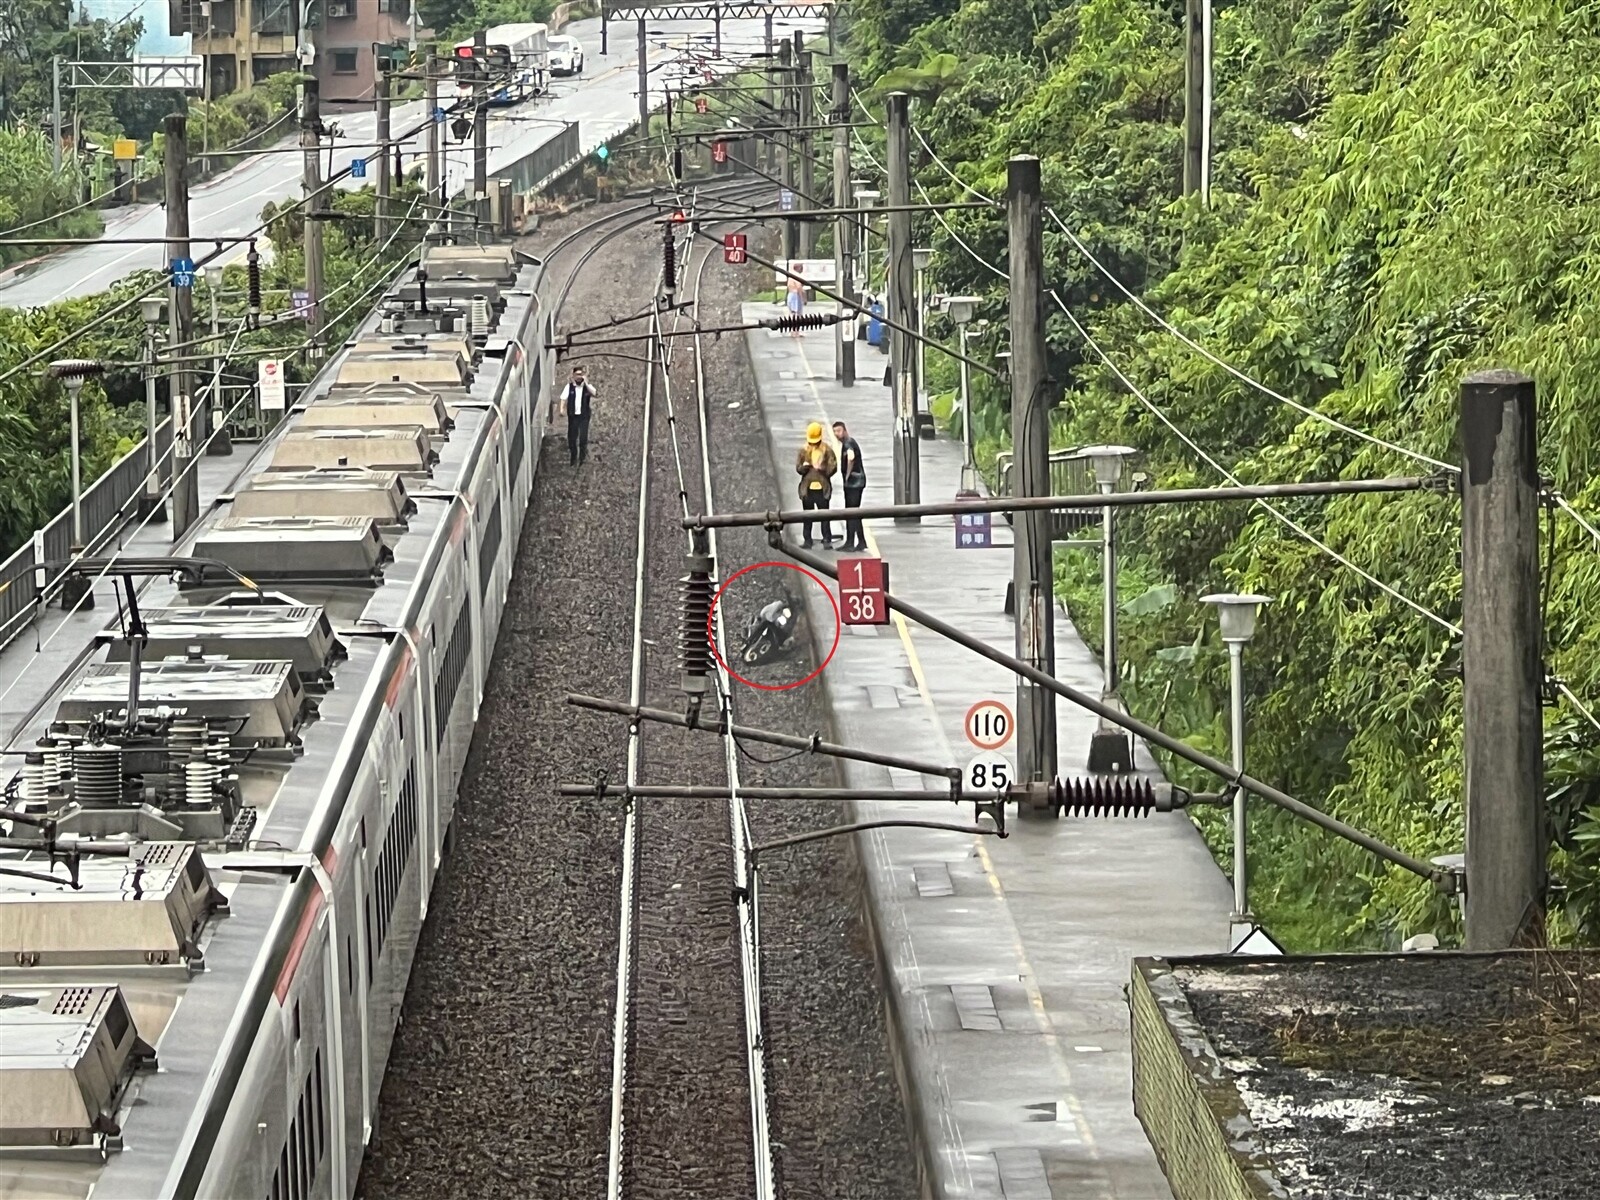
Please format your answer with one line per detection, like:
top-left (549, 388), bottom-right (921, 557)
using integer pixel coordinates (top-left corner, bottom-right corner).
top-left (549, 35), bottom-right (585, 76)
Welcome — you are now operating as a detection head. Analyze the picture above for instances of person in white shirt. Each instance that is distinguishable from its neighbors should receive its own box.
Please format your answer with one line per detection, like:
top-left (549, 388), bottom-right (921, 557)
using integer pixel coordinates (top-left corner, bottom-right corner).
top-left (558, 365), bottom-right (596, 466)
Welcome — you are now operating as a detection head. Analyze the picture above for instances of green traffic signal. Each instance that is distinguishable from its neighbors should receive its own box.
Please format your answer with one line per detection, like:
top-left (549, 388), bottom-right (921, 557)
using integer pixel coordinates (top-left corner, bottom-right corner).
top-left (595, 144), bottom-right (610, 161)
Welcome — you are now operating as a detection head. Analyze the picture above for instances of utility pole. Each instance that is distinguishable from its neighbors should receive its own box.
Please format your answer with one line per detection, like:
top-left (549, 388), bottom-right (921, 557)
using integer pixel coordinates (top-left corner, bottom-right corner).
top-left (886, 92), bottom-right (920, 517)
top-left (831, 62), bottom-right (855, 388)
top-left (636, 19), bottom-right (649, 135)
top-left (165, 113), bottom-right (199, 537)
top-left (474, 29), bottom-right (489, 234)
top-left (300, 77), bottom-right (324, 351)
top-left (778, 39), bottom-right (795, 261)
top-left (376, 59), bottom-right (391, 245)
top-left (425, 54), bottom-right (440, 235)
top-left (795, 36), bottom-right (814, 258)
top-left (763, 12), bottom-right (775, 172)
top-left (1008, 154), bottom-right (1056, 791)
top-left (52, 57), bottom-right (62, 174)
top-left (1460, 368), bottom-right (1545, 949)
top-left (1182, 0), bottom-right (1206, 198)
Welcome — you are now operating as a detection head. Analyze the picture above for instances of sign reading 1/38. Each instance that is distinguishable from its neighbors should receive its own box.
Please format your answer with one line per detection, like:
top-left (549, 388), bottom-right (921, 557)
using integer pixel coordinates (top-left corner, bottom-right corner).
top-left (965, 699), bottom-right (1013, 750)
top-left (839, 556), bottom-right (890, 626)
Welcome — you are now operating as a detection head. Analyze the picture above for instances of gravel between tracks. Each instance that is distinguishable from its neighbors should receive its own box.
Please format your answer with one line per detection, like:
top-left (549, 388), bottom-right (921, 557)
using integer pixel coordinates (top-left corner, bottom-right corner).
top-left (356, 201), bottom-right (917, 1200)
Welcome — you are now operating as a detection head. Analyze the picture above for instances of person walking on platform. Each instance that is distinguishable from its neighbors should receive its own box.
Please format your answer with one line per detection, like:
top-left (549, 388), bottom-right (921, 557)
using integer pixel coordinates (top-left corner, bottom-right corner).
top-left (833, 420), bottom-right (867, 552)
top-left (559, 365), bottom-right (596, 466)
top-left (785, 276), bottom-right (807, 338)
top-left (795, 421), bottom-right (837, 548)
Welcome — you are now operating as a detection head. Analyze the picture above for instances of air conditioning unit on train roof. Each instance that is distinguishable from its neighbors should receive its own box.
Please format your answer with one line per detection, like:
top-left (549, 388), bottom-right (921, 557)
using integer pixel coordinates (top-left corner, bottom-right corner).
top-left (0, 842), bottom-right (220, 968)
top-left (97, 602), bottom-right (347, 687)
top-left (422, 242), bottom-right (519, 284)
top-left (299, 399), bottom-right (452, 441)
top-left (0, 985), bottom-right (154, 1152)
top-left (269, 425), bottom-right (436, 477)
top-left (334, 350), bottom-right (472, 393)
top-left (394, 276), bottom-right (507, 315)
top-left (189, 516), bottom-right (393, 588)
top-left (57, 659), bottom-right (309, 749)
top-left (229, 469), bottom-right (414, 532)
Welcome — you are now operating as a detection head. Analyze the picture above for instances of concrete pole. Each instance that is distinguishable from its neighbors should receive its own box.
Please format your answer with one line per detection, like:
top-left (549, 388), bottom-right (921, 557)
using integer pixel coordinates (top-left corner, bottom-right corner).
top-left (1007, 155), bottom-right (1056, 789)
top-left (1461, 368), bottom-right (1545, 949)
top-left (165, 113), bottom-right (199, 537)
top-left (1200, 0), bottom-right (1213, 203)
top-left (425, 56), bottom-right (440, 234)
top-left (831, 62), bottom-right (854, 387)
top-left (636, 19), bottom-right (649, 136)
top-left (1102, 484), bottom-right (1118, 691)
top-left (207, 275), bottom-right (230, 455)
top-left (795, 39), bottom-right (815, 259)
top-left (1228, 642), bottom-right (1248, 917)
top-left (778, 40), bottom-right (795, 261)
top-left (142, 319), bottom-right (166, 518)
top-left (52, 57), bottom-right (62, 174)
top-left (763, 12), bottom-right (774, 172)
top-left (1182, 0), bottom-right (1203, 196)
top-left (475, 29), bottom-right (489, 234)
top-left (887, 92), bottom-right (920, 518)
top-left (300, 77), bottom-right (324, 351)
top-left (376, 59), bottom-right (391, 244)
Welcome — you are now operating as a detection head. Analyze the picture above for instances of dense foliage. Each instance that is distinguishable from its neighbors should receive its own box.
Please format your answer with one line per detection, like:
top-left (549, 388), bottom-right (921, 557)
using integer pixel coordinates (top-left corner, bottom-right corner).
top-left (419, 0), bottom-right (557, 45)
top-left (847, 0), bottom-right (1600, 948)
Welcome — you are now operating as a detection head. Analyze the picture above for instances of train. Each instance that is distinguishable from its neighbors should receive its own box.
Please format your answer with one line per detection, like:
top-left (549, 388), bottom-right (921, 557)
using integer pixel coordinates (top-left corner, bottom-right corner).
top-left (0, 239), bottom-right (553, 1197)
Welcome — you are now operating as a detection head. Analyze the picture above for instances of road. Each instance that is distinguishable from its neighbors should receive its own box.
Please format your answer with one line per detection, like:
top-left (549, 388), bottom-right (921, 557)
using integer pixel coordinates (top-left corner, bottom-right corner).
top-left (0, 13), bottom-right (825, 308)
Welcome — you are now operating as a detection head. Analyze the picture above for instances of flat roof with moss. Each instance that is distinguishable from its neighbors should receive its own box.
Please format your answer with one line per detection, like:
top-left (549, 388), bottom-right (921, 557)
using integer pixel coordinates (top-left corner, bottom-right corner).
top-left (1131, 951), bottom-right (1600, 1200)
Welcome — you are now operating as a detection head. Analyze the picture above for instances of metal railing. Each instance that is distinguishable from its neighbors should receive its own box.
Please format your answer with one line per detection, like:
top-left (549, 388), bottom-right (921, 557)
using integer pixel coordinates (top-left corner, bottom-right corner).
top-left (995, 448), bottom-right (1102, 538)
top-left (0, 417), bottom-right (172, 650)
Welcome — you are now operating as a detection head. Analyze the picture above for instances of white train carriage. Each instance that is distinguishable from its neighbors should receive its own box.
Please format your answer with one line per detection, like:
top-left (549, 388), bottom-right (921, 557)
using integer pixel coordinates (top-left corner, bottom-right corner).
top-left (0, 239), bottom-right (553, 1198)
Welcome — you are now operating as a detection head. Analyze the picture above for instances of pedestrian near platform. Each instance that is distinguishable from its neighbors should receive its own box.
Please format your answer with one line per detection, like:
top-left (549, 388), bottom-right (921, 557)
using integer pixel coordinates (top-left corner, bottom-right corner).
top-left (785, 276), bottom-right (806, 338)
top-left (795, 421), bottom-right (837, 548)
top-left (558, 364), bottom-right (595, 466)
top-left (833, 420), bottom-right (867, 551)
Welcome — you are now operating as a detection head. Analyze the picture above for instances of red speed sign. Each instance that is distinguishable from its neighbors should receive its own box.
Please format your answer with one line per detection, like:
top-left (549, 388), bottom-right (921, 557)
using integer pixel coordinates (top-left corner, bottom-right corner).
top-left (723, 233), bottom-right (748, 265)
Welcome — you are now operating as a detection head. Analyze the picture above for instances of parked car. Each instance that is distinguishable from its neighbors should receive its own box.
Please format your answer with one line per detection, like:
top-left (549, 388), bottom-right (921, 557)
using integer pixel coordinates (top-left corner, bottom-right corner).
top-left (549, 35), bottom-right (585, 76)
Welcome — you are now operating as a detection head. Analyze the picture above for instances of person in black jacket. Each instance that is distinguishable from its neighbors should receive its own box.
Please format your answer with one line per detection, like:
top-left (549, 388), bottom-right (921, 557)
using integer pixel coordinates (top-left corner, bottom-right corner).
top-left (559, 365), bottom-right (596, 465)
top-left (833, 420), bottom-right (867, 552)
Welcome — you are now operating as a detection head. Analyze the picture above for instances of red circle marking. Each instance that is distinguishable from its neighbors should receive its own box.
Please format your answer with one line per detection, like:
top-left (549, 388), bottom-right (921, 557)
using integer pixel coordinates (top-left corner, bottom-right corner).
top-left (965, 699), bottom-right (1014, 751)
top-left (708, 560), bottom-right (841, 691)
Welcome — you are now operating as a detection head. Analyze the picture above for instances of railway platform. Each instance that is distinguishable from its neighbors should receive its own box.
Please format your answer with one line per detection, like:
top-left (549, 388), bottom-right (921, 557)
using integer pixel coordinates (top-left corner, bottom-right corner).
top-left (741, 307), bottom-right (1236, 1200)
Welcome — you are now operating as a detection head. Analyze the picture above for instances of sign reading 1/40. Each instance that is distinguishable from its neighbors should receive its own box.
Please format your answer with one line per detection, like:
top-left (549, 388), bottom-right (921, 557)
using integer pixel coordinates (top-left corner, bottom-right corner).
top-left (965, 699), bottom-right (1013, 750)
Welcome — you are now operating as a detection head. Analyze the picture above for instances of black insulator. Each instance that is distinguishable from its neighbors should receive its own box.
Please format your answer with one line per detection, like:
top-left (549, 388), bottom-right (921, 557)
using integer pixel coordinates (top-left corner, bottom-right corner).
top-left (1046, 775), bottom-right (1160, 818)
top-left (772, 312), bottom-right (831, 331)
top-left (662, 227), bottom-right (677, 298)
top-left (246, 246), bottom-right (262, 327)
top-left (680, 550), bottom-right (716, 694)
top-left (672, 148), bottom-right (683, 180)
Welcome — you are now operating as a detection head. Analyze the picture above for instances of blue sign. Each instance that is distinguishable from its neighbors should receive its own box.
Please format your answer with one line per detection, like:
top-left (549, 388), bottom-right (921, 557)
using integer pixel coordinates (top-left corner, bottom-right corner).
top-left (432, 106), bottom-right (446, 123)
top-left (351, 157), bottom-right (367, 179)
top-left (956, 509), bottom-right (992, 549)
top-left (169, 256), bottom-right (195, 288)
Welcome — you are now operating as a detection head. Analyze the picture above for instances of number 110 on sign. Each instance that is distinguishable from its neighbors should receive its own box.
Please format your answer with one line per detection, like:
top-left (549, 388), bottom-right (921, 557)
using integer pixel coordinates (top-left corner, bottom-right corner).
top-left (839, 556), bottom-right (890, 626)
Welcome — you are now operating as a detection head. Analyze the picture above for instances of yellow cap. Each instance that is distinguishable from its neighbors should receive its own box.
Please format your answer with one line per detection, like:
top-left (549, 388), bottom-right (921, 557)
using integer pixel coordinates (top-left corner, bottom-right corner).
top-left (806, 422), bottom-right (823, 443)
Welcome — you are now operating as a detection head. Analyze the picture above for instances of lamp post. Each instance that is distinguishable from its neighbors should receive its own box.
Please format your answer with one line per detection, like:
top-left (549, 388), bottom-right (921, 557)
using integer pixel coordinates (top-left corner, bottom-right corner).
top-left (1081, 445), bottom-right (1138, 772)
top-left (912, 246), bottom-right (932, 421)
top-left (139, 297), bottom-right (167, 520)
top-left (1201, 591), bottom-right (1271, 938)
top-left (204, 263), bottom-right (231, 455)
top-left (943, 295), bottom-right (981, 495)
top-left (49, 358), bottom-right (104, 609)
top-left (855, 189), bottom-right (879, 291)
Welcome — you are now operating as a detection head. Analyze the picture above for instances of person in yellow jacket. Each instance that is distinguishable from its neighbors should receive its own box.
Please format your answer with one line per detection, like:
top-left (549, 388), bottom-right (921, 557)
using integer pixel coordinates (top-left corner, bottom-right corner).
top-left (795, 421), bottom-right (839, 548)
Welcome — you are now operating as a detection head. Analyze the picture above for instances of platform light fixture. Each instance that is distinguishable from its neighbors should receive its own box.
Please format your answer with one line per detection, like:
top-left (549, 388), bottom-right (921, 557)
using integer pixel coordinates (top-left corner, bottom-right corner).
top-left (1077, 445), bottom-right (1139, 773)
top-left (1201, 591), bottom-right (1272, 942)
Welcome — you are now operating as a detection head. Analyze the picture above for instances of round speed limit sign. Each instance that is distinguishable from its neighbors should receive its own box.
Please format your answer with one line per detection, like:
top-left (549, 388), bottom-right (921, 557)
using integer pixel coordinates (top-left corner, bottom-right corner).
top-left (964, 751), bottom-right (1014, 797)
top-left (965, 699), bottom-right (1014, 751)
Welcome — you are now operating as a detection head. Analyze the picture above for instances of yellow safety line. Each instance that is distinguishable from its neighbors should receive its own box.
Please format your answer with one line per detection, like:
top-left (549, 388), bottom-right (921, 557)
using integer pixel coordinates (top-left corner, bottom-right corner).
top-left (788, 326), bottom-right (1102, 1158)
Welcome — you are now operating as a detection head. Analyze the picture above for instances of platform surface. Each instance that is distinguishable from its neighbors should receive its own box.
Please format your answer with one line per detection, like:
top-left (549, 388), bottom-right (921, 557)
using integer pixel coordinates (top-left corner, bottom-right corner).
top-left (743, 308), bottom-right (1236, 1199)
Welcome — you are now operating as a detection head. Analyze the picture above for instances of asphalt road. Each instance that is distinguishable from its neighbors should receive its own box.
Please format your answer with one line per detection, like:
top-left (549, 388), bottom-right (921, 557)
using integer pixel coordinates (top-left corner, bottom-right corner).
top-left (0, 13), bottom-right (824, 308)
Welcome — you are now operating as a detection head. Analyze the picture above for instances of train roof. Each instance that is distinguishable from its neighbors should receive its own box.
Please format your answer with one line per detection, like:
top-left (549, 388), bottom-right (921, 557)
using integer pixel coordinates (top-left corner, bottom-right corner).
top-left (0, 237), bottom-right (547, 1197)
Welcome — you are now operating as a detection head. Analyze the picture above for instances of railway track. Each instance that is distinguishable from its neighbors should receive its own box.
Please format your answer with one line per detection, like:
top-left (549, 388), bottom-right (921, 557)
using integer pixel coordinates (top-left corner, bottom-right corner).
top-left (607, 188), bottom-right (775, 1198)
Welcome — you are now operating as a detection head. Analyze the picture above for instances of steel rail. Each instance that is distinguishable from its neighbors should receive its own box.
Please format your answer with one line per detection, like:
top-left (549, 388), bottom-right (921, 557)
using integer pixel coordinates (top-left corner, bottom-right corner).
top-left (681, 208), bottom-right (778, 1200)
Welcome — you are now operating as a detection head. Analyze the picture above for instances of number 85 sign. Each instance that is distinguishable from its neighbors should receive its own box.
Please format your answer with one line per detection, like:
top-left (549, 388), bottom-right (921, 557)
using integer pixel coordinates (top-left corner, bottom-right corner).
top-left (964, 751), bottom-right (1014, 796)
